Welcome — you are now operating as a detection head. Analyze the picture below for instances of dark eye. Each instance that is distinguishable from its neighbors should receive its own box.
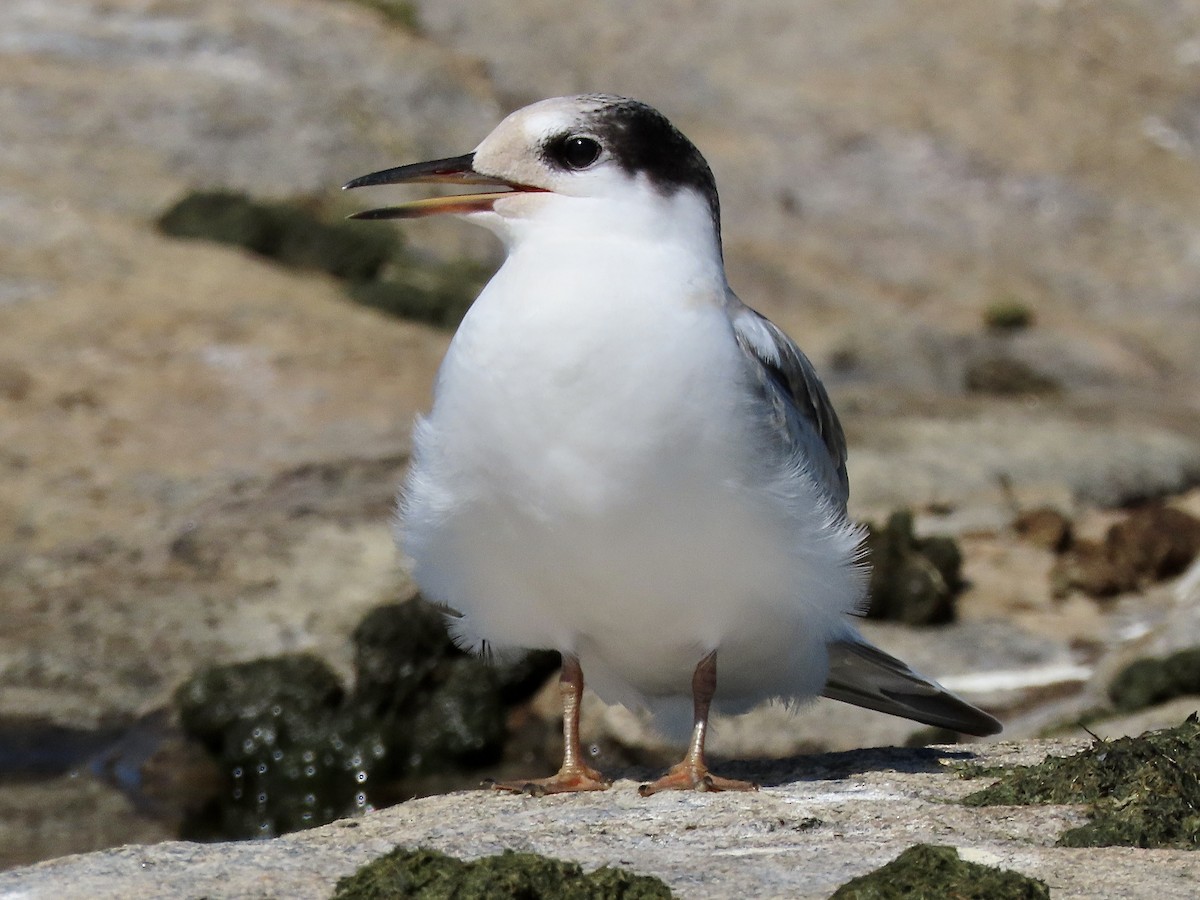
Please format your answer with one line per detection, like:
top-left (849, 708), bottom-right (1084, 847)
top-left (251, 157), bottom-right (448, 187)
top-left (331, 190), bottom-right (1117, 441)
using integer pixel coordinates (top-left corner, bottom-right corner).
top-left (555, 136), bottom-right (602, 170)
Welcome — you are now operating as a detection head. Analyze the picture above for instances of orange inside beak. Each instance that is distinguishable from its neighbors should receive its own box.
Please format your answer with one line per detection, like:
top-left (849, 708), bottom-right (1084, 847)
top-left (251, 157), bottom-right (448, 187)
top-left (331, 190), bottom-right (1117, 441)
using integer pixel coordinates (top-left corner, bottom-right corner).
top-left (342, 153), bottom-right (545, 219)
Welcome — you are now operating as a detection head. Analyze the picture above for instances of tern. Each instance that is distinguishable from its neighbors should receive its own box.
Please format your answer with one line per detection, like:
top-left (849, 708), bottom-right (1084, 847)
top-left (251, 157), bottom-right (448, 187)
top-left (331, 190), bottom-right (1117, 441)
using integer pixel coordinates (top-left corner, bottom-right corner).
top-left (345, 94), bottom-right (1000, 796)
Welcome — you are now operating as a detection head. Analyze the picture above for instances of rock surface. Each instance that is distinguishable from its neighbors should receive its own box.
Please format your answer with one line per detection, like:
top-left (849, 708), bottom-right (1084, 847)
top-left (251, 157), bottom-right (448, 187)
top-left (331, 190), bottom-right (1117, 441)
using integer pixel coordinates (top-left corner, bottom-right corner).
top-left (3, 0), bottom-right (1200, 879)
top-left (3, 740), bottom-right (1199, 900)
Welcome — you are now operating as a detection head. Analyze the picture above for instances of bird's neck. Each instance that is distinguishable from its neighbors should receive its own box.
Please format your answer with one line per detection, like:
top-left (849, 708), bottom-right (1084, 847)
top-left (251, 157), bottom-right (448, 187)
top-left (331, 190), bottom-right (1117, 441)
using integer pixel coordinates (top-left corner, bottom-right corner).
top-left (489, 189), bottom-right (725, 283)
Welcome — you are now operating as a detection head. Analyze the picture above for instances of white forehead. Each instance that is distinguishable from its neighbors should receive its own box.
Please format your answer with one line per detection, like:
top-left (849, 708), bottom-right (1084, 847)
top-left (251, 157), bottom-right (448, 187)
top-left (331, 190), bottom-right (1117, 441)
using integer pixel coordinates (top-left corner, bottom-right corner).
top-left (472, 95), bottom-right (612, 183)
top-left (511, 95), bottom-right (610, 141)
top-left (478, 96), bottom-right (607, 152)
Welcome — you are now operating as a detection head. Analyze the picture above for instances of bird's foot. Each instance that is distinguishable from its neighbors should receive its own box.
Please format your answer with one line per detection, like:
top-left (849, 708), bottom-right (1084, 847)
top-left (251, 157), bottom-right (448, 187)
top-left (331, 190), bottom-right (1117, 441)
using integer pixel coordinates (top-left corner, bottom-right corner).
top-left (484, 764), bottom-right (611, 797)
top-left (638, 761), bottom-right (759, 797)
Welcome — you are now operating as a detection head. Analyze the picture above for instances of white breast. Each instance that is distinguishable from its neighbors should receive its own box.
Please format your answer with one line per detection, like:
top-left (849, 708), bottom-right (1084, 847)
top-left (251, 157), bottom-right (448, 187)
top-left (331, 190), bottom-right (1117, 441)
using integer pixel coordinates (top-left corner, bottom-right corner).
top-left (398, 235), bottom-right (862, 715)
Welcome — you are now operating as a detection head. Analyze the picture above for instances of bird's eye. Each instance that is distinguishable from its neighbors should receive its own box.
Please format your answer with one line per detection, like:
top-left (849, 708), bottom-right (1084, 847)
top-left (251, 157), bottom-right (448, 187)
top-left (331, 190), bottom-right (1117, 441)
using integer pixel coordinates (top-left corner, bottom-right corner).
top-left (555, 136), bottom-right (602, 170)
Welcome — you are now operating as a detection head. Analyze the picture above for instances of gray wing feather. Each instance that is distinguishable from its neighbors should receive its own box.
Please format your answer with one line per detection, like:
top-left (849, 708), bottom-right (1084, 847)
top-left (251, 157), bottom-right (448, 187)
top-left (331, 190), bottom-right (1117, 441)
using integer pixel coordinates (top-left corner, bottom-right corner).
top-left (730, 301), bottom-right (850, 509)
top-left (823, 639), bottom-right (1002, 736)
top-left (729, 303), bottom-right (1001, 735)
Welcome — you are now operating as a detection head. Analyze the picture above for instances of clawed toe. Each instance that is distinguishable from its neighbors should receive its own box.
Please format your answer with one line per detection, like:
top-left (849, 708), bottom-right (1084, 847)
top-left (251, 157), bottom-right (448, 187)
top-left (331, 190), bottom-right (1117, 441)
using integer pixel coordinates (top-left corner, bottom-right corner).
top-left (638, 763), bottom-right (758, 797)
top-left (487, 766), bottom-right (611, 796)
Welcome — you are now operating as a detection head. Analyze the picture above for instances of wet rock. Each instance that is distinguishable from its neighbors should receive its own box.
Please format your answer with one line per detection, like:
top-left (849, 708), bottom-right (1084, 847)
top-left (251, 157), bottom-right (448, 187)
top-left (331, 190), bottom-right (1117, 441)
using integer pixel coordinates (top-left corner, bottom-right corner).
top-left (351, 600), bottom-right (457, 714)
top-left (1051, 504), bottom-right (1200, 598)
top-left (1013, 507), bottom-right (1073, 553)
top-left (404, 660), bottom-right (506, 776)
top-left (962, 715), bottom-right (1200, 849)
top-left (175, 654), bottom-right (363, 839)
top-left (176, 655), bottom-right (346, 747)
top-left (332, 847), bottom-right (673, 900)
top-left (174, 598), bottom-right (559, 840)
top-left (829, 844), bottom-right (1049, 899)
top-left (1108, 648), bottom-right (1200, 713)
top-left (865, 510), bottom-right (962, 625)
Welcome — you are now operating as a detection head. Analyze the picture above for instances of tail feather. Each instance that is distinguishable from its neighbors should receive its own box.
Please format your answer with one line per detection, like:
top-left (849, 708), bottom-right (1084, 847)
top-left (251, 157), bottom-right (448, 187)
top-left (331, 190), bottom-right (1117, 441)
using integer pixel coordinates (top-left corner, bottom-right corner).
top-left (823, 638), bottom-right (1002, 737)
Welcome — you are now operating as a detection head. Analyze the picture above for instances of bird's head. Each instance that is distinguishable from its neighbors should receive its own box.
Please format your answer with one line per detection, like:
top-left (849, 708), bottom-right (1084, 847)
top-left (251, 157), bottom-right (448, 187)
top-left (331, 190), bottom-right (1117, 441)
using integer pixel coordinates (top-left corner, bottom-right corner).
top-left (344, 95), bottom-right (722, 257)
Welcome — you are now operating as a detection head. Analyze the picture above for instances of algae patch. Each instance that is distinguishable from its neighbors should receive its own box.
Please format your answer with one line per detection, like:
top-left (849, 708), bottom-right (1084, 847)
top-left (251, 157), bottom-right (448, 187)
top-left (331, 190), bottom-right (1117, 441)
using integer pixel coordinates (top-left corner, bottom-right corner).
top-left (961, 715), bottom-right (1200, 849)
top-left (332, 847), bottom-right (673, 899)
top-left (983, 298), bottom-right (1035, 331)
top-left (1108, 647), bottom-right (1200, 713)
top-left (174, 598), bottom-right (559, 840)
top-left (829, 844), bottom-right (1048, 899)
top-left (157, 190), bottom-right (489, 327)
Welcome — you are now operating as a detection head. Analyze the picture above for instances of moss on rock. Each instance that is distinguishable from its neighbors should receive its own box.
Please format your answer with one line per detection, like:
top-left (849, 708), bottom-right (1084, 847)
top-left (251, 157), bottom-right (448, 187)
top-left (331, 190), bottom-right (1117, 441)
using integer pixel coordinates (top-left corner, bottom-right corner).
top-left (961, 715), bottom-right (1200, 849)
top-left (174, 598), bottom-right (559, 840)
top-left (983, 298), bottom-right (1035, 332)
top-left (156, 190), bottom-right (488, 327)
top-left (332, 847), bottom-right (673, 900)
top-left (157, 191), bottom-right (399, 282)
top-left (829, 844), bottom-right (1048, 899)
top-left (1108, 648), bottom-right (1200, 712)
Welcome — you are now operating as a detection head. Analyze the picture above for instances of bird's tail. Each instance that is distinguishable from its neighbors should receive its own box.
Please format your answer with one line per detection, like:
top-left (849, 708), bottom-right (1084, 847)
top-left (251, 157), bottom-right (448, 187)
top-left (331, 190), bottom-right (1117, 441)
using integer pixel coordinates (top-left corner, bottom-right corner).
top-left (822, 638), bottom-right (1002, 736)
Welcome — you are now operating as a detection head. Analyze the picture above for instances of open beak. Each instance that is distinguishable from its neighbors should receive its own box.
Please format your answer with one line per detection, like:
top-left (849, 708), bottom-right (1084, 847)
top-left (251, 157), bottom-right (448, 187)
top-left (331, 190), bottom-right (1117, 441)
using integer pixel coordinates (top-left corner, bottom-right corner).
top-left (342, 152), bottom-right (544, 220)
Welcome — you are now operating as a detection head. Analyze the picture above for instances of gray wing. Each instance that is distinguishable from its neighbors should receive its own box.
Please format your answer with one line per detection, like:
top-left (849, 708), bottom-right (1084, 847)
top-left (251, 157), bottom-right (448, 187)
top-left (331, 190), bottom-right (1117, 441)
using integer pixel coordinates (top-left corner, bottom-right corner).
top-left (729, 300), bottom-right (850, 510)
top-left (823, 638), bottom-right (1003, 736)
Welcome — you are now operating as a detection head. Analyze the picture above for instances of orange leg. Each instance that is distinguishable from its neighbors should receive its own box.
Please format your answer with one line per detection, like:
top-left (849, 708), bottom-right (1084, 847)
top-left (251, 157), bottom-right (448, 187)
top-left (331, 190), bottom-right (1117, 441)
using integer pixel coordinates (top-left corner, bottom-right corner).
top-left (638, 651), bottom-right (759, 796)
top-left (488, 654), bottom-right (611, 796)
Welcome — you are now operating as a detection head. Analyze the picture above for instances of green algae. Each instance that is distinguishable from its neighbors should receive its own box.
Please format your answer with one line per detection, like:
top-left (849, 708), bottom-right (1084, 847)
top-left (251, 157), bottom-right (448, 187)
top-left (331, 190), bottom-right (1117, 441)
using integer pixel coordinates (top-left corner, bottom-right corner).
top-left (829, 844), bottom-right (1048, 899)
top-left (343, 0), bottom-right (420, 30)
top-left (156, 190), bottom-right (488, 327)
top-left (961, 715), bottom-right (1200, 849)
top-left (332, 847), bottom-right (673, 900)
top-left (983, 298), bottom-right (1035, 331)
top-left (175, 653), bottom-right (383, 839)
top-left (175, 598), bottom-right (559, 840)
top-left (1108, 647), bottom-right (1200, 713)
top-left (157, 191), bottom-right (399, 281)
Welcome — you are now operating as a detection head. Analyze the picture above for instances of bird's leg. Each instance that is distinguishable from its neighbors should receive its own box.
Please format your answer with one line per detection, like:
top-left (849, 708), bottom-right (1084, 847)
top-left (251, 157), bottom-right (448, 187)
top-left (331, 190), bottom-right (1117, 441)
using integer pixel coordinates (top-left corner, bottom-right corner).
top-left (487, 654), bottom-right (611, 795)
top-left (638, 651), bottom-right (759, 796)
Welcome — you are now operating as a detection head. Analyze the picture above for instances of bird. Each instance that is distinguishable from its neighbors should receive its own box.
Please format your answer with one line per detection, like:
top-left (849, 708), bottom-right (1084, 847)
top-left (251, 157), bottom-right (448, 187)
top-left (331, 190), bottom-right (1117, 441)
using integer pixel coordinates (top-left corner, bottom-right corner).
top-left (344, 94), bottom-right (1001, 796)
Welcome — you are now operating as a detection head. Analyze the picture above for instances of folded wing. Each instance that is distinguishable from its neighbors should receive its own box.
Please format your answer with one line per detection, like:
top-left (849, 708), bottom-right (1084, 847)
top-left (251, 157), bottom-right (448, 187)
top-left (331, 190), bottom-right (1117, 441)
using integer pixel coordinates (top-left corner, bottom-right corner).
top-left (823, 638), bottom-right (1002, 736)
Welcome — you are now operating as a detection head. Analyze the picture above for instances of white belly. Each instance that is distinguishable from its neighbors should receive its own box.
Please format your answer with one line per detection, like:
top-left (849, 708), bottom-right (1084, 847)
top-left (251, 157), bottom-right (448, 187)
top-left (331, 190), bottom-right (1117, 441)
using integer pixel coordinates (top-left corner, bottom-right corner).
top-left (398, 249), bottom-right (863, 712)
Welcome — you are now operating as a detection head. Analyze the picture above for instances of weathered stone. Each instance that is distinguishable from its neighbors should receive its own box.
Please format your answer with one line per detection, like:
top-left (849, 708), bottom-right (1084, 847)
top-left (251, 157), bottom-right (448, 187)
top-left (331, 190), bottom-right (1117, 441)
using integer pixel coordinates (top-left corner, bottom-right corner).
top-left (2, 741), bottom-right (1197, 899)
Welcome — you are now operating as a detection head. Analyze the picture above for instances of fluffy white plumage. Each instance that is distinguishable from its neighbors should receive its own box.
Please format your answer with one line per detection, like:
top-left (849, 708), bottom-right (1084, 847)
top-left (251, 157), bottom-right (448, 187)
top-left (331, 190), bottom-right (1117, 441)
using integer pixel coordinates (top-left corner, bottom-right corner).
top-left (345, 94), bottom-right (999, 792)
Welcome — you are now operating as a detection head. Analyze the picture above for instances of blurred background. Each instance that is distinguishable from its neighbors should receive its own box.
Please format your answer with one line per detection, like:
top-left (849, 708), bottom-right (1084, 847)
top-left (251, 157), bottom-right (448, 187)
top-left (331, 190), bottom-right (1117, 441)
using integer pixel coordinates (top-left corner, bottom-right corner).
top-left (2, 0), bottom-right (1200, 870)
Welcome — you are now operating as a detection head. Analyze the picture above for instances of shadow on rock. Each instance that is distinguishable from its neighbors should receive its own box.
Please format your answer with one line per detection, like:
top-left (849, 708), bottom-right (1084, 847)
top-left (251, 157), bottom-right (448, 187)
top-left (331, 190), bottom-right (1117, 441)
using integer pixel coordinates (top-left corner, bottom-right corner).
top-left (715, 744), bottom-right (981, 788)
